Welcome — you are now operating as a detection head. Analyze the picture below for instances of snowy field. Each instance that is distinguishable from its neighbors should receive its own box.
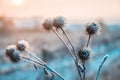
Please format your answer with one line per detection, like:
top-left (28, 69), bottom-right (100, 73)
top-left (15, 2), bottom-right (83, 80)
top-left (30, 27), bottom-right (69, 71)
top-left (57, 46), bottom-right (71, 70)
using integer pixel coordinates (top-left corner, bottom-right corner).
top-left (0, 25), bottom-right (120, 80)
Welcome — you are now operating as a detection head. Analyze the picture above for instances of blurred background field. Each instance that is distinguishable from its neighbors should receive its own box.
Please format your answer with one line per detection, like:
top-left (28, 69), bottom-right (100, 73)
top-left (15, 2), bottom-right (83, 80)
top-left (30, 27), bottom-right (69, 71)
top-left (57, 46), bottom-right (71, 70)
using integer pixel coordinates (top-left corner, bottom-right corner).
top-left (0, 0), bottom-right (120, 80)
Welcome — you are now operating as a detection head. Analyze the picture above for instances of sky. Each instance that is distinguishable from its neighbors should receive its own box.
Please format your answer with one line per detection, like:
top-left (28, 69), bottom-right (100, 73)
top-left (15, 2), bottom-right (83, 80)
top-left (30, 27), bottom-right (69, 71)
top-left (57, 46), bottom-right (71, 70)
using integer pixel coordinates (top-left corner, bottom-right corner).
top-left (0, 0), bottom-right (120, 21)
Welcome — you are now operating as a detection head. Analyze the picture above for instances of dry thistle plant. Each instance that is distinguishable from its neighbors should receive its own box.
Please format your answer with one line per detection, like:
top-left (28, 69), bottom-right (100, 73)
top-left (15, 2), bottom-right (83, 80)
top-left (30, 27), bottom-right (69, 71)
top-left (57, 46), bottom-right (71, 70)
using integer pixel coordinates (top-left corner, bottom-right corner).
top-left (5, 40), bottom-right (64, 80)
top-left (5, 16), bottom-right (108, 80)
top-left (42, 16), bottom-right (109, 80)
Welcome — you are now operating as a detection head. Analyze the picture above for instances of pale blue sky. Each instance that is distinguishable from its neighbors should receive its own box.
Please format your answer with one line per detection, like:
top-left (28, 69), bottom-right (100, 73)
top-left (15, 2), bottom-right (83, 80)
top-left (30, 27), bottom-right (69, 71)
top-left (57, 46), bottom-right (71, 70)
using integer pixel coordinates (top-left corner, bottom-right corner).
top-left (0, 0), bottom-right (120, 21)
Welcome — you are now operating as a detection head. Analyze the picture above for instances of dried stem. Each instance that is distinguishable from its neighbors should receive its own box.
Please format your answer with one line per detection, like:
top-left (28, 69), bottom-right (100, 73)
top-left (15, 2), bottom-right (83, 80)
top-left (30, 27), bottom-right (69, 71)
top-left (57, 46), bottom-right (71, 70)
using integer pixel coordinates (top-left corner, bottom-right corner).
top-left (78, 63), bottom-right (84, 72)
top-left (22, 56), bottom-right (45, 67)
top-left (96, 55), bottom-right (109, 80)
top-left (60, 28), bottom-right (83, 80)
top-left (60, 28), bottom-right (78, 60)
top-left (52, 28), bottom-right (75, 61)
top-left (26, 50), bottom-right (46, 64)
top-left (45, 65), bottom-right (64, 80)
top-left (52, 28), bottom-right (82, 80)
top-left (75, 61), bottom-right (83, 80)
top-left (86, 35), bottom-right (91, 47)
top-left (22, 57), bottom-right (45, 68)
top-left (22, 55), bottom-right (64, 80)
top-left (82, 63), bottom-right (86, 80)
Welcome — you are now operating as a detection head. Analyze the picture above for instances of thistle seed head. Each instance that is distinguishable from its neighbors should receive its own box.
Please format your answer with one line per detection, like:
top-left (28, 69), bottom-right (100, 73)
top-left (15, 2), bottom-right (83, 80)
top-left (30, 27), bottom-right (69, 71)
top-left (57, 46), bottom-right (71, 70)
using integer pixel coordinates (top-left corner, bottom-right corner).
top-left (85, 22), bottom-right (101, 35)
top-left (16, 40), bottom-right (29, 51)
top-left (9, 50), bottom-right (21, 63)
top-left (5, 45), bottom-right (21, 63)
top-left (78, 48), bottom-right (91, 63)
top-left (53, 16), bottom-right (65, 29)
top-left (42, 18), bottom-right (53, 31)
top-left (6, 45), bottom-right (16, 57)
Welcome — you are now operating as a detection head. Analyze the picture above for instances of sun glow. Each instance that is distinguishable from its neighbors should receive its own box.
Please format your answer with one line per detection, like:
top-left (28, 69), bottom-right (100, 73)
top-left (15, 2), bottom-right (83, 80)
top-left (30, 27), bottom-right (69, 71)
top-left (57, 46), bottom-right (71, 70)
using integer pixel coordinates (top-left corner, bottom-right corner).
top-left (12, 0), bottom-right (24, 6)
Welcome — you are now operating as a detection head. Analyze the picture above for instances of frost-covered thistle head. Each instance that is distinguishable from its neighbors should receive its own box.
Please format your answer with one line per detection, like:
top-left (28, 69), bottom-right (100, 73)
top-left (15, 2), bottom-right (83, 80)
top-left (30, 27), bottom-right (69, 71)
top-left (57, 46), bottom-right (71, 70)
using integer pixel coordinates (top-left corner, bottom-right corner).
top-left (42, 18), bottom-right (53, 31)
top-left (78, 48), bottom-right (91, 63)
top-left (53, 16), bottom-right (65, 29)
top-left (10, 50), bottom-right (21, 63)
top-left (6, 45), bottom-right (16, 57)
top-left (85, 22), bottom-right (101, 35)
top-left (5, 45), bottom-right (21, 63)
top-left (16, 40), bottom-right (29, 51)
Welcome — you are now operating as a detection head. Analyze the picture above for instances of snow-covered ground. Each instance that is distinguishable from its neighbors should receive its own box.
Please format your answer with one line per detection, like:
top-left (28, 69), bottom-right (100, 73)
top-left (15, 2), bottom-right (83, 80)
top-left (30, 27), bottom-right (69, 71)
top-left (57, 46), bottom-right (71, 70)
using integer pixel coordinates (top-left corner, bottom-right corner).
top-left (0, 26), bottom-right (120, 80)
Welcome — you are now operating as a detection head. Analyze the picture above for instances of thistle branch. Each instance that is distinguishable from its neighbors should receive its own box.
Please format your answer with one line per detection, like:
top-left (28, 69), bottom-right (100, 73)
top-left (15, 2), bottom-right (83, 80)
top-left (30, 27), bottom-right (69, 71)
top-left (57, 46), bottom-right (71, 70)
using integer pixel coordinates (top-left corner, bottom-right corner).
top-left (22, 55), bottom-right (64, 80)
top-left (22, 56), bottom-right (45, 67)
top-left (60, 28), bottom-right (78, 60)
top-left (75, 61), bottom-right (83, 80)
top-left (26, 50), bottom-right (46, 64)
top-left (52, 28), bottom-right (76, 61)
top-left (52, 28), bottom-right (82, 80)
top-left (45, 65), bottom-right (64, 80)
top-left (82, 63), bottom-right (86, 80)
top-left (96, 55), bottom-right (109, 80)
top-left (86, 35), bottom-right (91, 47)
